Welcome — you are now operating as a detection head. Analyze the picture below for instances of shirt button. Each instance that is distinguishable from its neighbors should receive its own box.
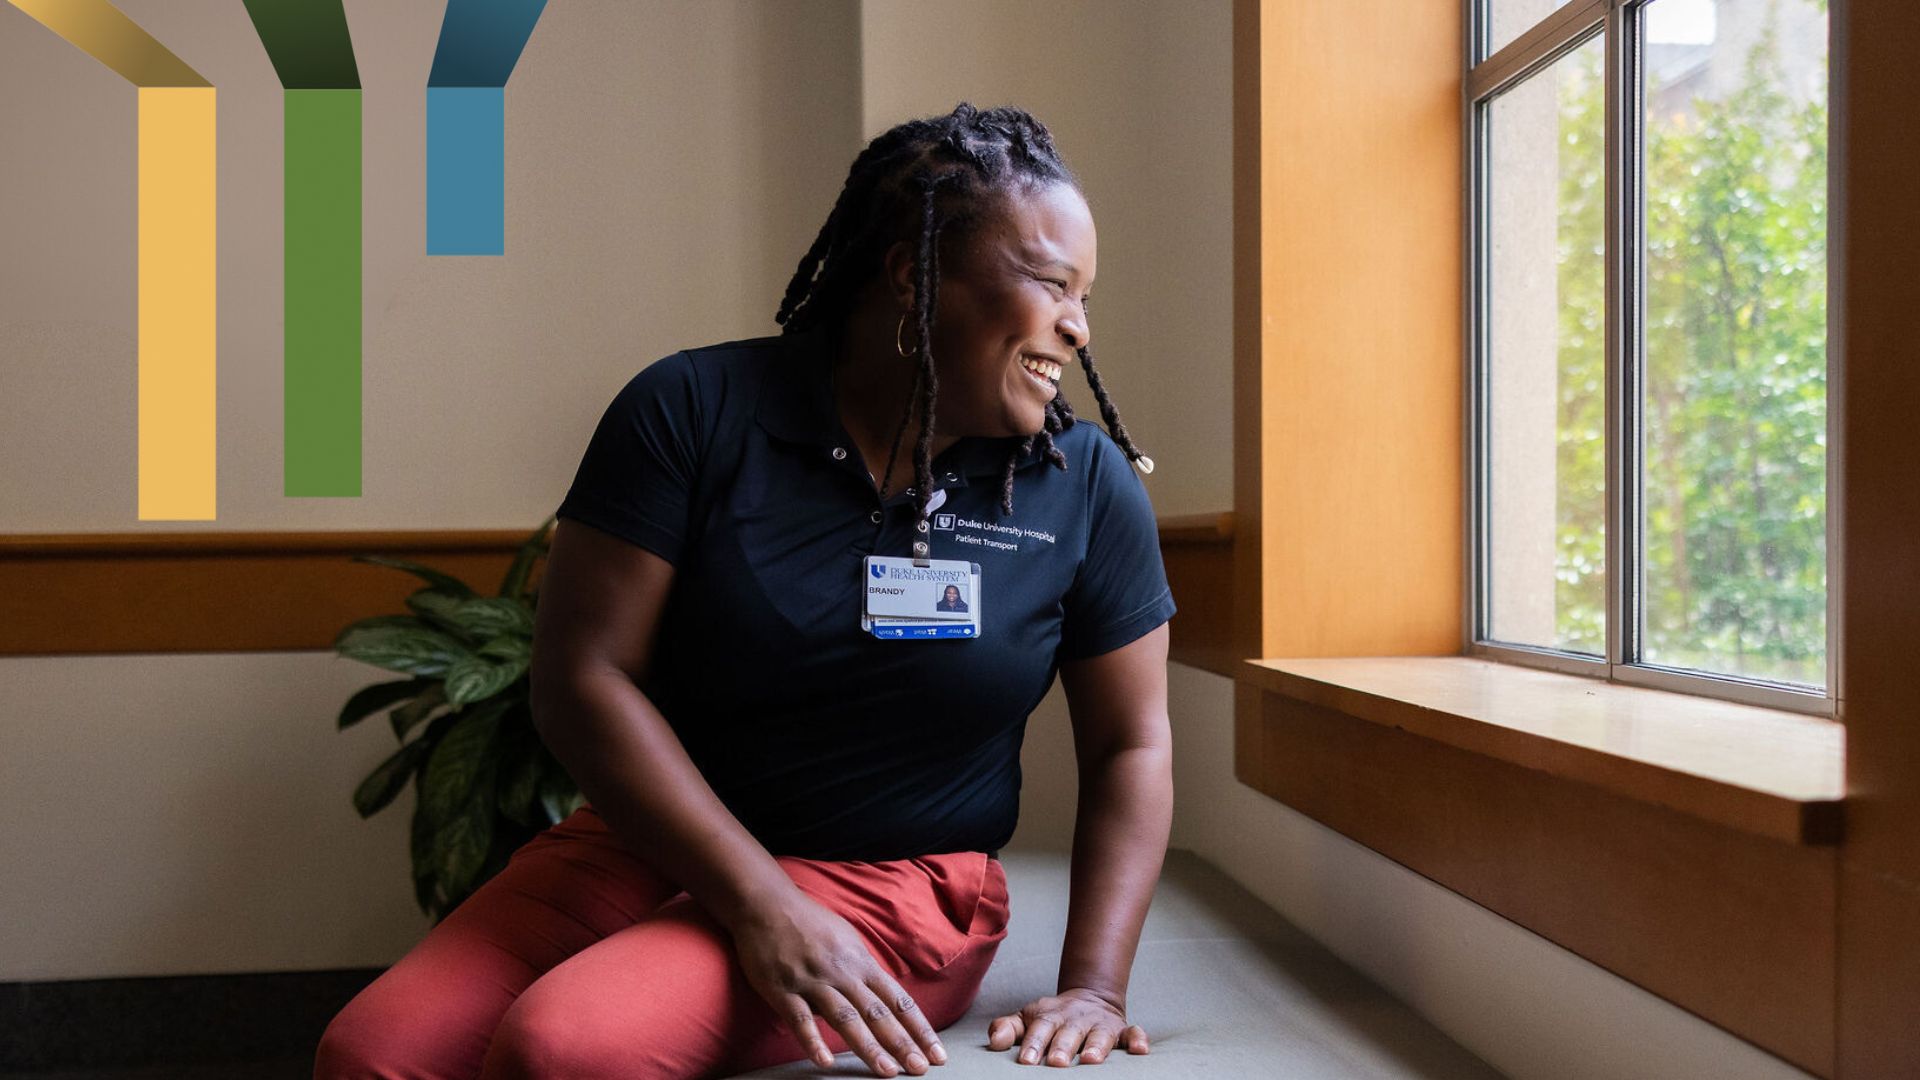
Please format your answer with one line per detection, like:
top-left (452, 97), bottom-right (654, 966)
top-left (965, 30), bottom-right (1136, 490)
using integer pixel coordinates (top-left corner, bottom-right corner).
top-left (869, 510), bottom-right (882, 524)
top-left (831, 447), bottom-right (848, 460)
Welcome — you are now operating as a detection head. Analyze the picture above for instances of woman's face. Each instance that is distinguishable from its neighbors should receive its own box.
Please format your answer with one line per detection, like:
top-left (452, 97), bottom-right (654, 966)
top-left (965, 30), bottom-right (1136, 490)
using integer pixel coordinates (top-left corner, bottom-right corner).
top-left (901, 181), bottom-right (1097, 438)
top-left (944, 585), bottom-right (961, 602)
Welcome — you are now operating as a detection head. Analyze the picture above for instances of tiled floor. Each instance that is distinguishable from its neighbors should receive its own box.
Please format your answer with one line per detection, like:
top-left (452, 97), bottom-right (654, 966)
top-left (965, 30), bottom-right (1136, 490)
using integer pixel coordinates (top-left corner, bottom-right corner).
top-left (5, 849), bottom-right (1505, 1080)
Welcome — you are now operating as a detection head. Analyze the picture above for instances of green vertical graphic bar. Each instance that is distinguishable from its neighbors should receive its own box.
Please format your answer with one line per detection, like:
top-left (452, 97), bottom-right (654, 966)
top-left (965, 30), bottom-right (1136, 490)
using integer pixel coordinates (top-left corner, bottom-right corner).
top-left (284, 88), bottom-right (360, 496)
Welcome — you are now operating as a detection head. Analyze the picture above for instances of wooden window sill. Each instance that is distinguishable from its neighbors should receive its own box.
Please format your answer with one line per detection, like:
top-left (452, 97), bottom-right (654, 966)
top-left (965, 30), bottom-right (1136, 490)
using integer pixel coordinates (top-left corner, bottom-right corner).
top-left (1240, 655), bottom-right (1844, 846)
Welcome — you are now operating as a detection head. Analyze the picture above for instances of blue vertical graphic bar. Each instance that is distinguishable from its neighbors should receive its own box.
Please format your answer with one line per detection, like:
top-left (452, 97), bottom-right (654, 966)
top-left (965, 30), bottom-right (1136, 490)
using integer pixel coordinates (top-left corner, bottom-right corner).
top-left (425, 0), bottom-right (545, 257)
top-left (426, 86), bottom-right (505, 255)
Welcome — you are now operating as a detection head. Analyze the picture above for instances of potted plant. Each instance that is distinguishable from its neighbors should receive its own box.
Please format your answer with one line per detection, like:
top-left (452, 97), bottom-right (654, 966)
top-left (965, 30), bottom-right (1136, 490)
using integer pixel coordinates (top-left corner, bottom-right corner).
top-left (332, 515), bottom-right (580, 922)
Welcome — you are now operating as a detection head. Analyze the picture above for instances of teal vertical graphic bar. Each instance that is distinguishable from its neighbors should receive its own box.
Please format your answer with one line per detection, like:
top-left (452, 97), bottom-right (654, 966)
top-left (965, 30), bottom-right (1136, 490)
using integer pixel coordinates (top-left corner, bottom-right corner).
top-left (427, 86), bottom-right (504, 254)
top-left (426, 0), bottom-right (545, 256)
top-left (284, 89), bottom-right (361, 496)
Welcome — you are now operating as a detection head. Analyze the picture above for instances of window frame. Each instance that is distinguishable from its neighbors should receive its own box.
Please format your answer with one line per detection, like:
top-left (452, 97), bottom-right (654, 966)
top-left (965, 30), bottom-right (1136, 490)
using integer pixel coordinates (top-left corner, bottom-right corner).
top-left (1462, 0), bottom-right (1839, 718)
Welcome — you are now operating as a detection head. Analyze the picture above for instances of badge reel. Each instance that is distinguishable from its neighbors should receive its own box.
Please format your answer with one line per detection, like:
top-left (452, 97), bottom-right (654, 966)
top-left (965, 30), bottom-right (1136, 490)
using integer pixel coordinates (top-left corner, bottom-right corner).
top-left (859, 489), bottom-right (983, 640)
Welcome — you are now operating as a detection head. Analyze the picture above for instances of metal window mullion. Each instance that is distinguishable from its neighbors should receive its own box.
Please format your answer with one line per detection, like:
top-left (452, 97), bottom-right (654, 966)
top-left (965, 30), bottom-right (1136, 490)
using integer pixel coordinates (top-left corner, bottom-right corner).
top-left (1463, 0), bottom-right (1484, 652)
top-left (1824, 6), bottom-right (1846, 709)
top-left (1603, 2), bottom-right (1631, 677)
top-left (1622, 2), bottom-right (1647, 676)
top-left (1470, 0), bottom-right (1609, 101)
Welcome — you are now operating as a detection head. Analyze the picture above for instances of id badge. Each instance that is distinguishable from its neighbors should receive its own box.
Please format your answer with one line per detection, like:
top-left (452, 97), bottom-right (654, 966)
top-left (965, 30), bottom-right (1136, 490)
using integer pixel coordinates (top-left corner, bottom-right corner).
top-left (859, 555), bottom-right (982, 640)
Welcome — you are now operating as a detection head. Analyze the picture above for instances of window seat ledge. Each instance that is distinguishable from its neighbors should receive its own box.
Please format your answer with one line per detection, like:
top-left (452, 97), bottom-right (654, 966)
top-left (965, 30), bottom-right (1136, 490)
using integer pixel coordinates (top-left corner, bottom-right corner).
top-left (1239, 656), bottom-right (1844, 846)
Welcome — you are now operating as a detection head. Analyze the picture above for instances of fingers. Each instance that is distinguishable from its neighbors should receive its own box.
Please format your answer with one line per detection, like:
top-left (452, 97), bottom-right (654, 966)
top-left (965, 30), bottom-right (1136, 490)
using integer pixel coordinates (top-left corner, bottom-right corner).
top-left (1043, 1022), bottom-right (1089, 1067)
top-left (1015, 1014), bottom-right (1059, 1065)
top-left (812, 985), bottom-right (898, 1077)
top-left (779, 994), bottom-right (835, 1070)
top-left (867, 971), bottom-right (948, 1067)
top-left (990, 1010), bottom-right (1150, 1064)
top-left (842, 977), bottom-right (936, 1076)
top-left (1078, 1026), bottom-right (1120, 1063)
top-left (812, 981), bottom-right (934, 1078)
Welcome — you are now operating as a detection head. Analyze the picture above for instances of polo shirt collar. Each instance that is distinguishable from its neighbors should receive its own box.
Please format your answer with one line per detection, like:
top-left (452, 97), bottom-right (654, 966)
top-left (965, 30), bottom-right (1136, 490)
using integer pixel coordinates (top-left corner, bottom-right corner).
top-left (758, 322), bottom-right (1047, 482)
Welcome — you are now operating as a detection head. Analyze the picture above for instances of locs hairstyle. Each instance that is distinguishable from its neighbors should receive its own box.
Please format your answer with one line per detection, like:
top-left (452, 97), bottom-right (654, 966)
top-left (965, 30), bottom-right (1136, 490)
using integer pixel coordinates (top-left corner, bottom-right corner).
top-left (772, 102), bottom-right (1150, 541)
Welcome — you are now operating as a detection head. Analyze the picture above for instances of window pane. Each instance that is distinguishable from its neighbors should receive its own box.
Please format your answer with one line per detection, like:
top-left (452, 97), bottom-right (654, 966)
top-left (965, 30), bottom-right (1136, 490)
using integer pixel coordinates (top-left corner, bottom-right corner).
top-left (1487, 0), bottom-right (1571, 61)
top-left (1485, 33), bottom-right (1608, 656)
top-left (1641, 0), bottom-right (1828, 688)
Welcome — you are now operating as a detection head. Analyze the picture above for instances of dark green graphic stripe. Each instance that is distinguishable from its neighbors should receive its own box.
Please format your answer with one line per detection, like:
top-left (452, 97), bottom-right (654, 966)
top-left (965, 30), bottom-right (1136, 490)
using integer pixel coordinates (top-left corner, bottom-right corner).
top-left (240, 0), bottom-right (359, 88)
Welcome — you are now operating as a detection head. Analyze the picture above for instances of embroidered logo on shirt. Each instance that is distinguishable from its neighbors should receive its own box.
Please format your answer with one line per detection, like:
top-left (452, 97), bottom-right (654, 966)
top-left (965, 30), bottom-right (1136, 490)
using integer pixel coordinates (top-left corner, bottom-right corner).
top-left (946, 517), bottom-right (1057, 554)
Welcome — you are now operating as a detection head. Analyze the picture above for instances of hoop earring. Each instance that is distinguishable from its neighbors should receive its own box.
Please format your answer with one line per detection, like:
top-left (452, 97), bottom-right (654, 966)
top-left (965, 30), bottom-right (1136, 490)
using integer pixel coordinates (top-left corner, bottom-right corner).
top-left (895, 309), bottom-right (915, 358)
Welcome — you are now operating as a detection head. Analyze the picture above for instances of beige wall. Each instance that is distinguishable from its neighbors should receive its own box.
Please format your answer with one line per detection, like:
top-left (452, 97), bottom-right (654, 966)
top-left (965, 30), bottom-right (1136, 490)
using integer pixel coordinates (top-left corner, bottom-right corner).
top-left (862, 0), bottom-right (1236, 517)
top-left (0, 0), bottom-right (861, 531)
top-left (0, 2), bottom-right (1810, 1077)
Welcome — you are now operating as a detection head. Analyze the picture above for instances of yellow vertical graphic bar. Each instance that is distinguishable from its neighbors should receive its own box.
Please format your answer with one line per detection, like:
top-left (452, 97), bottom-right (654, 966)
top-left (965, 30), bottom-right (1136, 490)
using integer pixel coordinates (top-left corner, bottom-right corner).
top-left (137, 86), bottom-right (216, 521)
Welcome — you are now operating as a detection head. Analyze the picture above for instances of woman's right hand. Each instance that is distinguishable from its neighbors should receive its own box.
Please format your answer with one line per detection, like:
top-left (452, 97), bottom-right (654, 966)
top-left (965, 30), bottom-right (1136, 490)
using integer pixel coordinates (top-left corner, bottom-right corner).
top-left (724, 888), bottom-right (948, 1077)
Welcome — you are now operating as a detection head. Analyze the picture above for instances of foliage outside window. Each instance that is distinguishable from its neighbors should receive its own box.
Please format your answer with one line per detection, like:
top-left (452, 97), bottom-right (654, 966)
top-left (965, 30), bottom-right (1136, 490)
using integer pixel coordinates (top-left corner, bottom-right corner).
top-left (1472, 0), bottom-right (1830, 711)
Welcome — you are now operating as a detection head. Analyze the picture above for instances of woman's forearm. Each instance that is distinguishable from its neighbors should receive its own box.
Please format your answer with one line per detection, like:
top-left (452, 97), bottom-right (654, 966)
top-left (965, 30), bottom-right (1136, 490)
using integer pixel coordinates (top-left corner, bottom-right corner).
top-left (1057, 743), bottom-right (1174, 1006)
top-left (531, 665), bottom-right (798, 932)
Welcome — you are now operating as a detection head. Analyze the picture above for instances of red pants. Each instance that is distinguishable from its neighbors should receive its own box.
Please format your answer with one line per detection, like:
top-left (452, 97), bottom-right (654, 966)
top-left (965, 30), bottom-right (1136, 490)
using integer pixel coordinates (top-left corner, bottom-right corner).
top-left (314, 805), bottom-right (1011, 1079)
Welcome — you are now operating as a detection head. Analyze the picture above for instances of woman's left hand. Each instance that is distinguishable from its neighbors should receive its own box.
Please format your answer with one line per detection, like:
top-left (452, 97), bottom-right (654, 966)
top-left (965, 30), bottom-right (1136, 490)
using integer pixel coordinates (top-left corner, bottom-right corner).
top-left (987, 987), bottom-right (1150, 1066)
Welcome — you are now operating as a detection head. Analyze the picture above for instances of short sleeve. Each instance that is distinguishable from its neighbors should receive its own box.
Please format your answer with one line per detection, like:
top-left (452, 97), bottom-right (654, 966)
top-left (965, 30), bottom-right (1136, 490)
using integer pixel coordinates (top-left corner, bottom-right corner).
top-left (553, 351), bottom-right (703, 566)
top-left (1056, 431), bottom-right (1178, 661)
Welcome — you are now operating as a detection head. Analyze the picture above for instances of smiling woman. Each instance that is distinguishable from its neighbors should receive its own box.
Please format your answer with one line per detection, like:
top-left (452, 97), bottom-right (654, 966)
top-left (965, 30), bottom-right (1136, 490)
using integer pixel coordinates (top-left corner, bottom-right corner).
top-left (316, 102), bottom-right (1177, 1080)
top-left (779, 105), bottom-right (1155, 536)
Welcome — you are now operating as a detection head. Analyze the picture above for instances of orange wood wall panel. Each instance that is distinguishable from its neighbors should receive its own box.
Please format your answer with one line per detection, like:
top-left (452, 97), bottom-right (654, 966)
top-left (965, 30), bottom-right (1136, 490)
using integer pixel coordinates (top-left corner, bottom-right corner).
top-left (1238, 0), bottom-right (1463, 663)
top-left (1835, 1), bottom-right (1920, 1074)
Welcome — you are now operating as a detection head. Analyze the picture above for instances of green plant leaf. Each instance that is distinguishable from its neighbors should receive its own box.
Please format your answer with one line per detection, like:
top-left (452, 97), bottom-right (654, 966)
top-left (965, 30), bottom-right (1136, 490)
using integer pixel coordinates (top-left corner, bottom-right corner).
top-left (338, 676), bottom-right (434, 731)
top-left (433, 799), bottom-right (494, 904)
top-left (496, 731), bottom-right (544, 829)
top-left (443, 654), bottom-right (529, 706)
top-left (404, 589), bottom-right (479, 640)
top-left (409, 590), bottom-right (535, 644)
top-left (352, 554), bottom-right (477, 597)
top-left (420, 699), bottom-right (509, 822)
top-left (536, 759), bottom-right (583, 826)
top-left (430, 702), bottom-right (511, 906)
top-left (389, 683), bottom-right (448, 742)
top-left (472, 597), bottom-right (535, 637)
top-left (410, 797), bottom-right (440, 918)
top-left (476, 633), bottom-right (532, 663)
top-left (499, 516), bottom-right (555, 600)
top-left (352, 739), bottom-right (428, 818)
top-left (335, 622), bottom-right (471, 677)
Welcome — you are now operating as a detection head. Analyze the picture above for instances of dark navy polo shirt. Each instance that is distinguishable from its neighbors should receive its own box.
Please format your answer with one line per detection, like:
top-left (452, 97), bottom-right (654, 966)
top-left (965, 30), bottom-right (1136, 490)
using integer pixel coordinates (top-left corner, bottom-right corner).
top-left (552, 323), bottom-right (1177, 862)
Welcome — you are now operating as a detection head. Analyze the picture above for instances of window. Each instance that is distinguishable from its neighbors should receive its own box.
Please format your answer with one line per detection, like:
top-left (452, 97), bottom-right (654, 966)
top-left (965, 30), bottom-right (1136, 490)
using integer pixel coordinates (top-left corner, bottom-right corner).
top-left (1467, 0), bottom-right (1832, 716)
